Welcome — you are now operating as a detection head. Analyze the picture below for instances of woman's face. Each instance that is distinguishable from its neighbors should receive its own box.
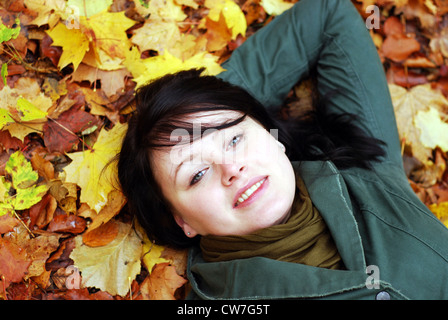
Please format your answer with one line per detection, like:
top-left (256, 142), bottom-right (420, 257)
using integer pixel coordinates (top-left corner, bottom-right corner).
top-left (150, 110), bottom-right (297, 237)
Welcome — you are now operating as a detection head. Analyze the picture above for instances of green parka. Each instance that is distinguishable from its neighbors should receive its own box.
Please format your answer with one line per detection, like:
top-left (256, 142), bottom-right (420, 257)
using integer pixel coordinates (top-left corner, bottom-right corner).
top-left (186, 0), bottom-right (448, 300)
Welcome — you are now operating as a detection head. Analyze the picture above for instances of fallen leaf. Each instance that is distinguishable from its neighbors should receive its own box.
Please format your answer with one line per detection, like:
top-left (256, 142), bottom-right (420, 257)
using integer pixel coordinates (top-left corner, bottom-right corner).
top-left (205, 12), bottom-right (233, 52)
top-left (414, 107), bottom-right (448, 152)
top-left (47, 211), bottom-right (87, 234)
top-left (0, 238), bottom-right (31, 288)
top-left (131, 18), bottom-right (181, 54)
top-left (83, 219), bottom-right (119, 247)
top-left (429, 202), bottom-right (448, 228)
top-left (48, 180), bottom-right (78, 215)
top-left (29, 193), bottom-right (57, 229)
top-left (140, 229), bottom-right (169, 274)
top-left (205, 0), bottom-right (247, 39)
top-left (140, 263), bottom-right (187, 300)
top-left (22, 233), bottom-right (61, 279)
top-left (0, 214), bottom-right (19, 234)
top-left (87, 189), bottom-right (126, 231)
top-left (133, 50), bottom-right (224, 88)
top-left (46, 21), bottom-right (90, 71)
top-left (43, 106), bottom-right (99, 153)
top-left (382, 33), bottom-right (421, 62)
top-left (1, 150), bottom-right (48, 216)
top-left (67, 0), bottom-right (113, 18)
top-left (63, 122), bottom-right (127, 212)
top-left (79, 11), bottom-right (136, 71)
top-left (70, 221), bottom-right (142, 297)
top-left (389, 83), bottom-right (448, 164)
top-left (260, 0), bottom-right (294, 16)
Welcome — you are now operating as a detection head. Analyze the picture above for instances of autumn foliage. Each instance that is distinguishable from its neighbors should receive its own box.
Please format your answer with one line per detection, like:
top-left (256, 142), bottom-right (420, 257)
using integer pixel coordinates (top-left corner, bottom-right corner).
top-left (0, 0), bottom-right (448, 300)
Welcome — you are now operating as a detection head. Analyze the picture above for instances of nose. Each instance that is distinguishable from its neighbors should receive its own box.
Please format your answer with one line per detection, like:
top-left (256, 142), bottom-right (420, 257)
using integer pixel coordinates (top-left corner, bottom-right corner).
top-left (220, 162), bottom-right (246, 186)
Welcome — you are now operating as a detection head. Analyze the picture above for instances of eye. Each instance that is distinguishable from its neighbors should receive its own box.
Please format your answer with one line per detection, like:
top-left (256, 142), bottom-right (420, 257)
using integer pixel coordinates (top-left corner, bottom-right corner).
top-left (228, 134), bottom-right (242, 149)
top-left (190, 168), bottom-right (208, 186)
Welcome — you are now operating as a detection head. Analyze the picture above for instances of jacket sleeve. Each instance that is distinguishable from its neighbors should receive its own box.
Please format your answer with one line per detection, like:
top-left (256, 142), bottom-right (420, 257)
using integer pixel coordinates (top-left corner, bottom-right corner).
top-left (217, 0), bottom-right (403, 167)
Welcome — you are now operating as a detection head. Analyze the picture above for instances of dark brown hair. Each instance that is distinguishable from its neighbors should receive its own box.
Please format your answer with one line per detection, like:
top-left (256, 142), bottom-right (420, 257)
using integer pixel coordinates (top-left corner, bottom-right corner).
top-left (116, 68), bottom-right (385, 248)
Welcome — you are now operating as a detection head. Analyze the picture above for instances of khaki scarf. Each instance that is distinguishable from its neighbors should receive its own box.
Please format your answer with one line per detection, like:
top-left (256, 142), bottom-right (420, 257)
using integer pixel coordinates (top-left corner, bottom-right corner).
top-left (200, 175), bottom-right (343, 270)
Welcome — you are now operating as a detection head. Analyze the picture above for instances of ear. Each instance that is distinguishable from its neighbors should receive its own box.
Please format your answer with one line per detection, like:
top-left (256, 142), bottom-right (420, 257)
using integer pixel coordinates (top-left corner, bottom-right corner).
top-left (173, 214), bottom-right (198, 238)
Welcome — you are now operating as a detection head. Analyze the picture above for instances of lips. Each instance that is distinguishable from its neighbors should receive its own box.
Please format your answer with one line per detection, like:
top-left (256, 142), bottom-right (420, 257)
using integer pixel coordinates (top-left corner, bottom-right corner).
top-left (233, 176), bottom-right (268, 208)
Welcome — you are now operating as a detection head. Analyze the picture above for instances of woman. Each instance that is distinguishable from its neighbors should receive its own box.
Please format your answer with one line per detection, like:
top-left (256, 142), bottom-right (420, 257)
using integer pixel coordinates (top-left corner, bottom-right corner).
top-left (117, 0), bottom-right (448, 299)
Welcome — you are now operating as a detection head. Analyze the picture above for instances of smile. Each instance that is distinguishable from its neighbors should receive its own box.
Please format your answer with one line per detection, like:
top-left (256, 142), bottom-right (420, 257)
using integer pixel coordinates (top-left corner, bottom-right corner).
top-left (234, 177), bottom-right (268, 208)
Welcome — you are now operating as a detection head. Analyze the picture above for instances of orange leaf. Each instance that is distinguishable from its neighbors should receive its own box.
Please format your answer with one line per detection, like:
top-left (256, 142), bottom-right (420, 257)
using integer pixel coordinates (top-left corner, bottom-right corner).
top-left (205, 12), bottom-right (233, 52)
top-left (140, 263), bottom-right (187, 300)
top-left (0, 238), bottom-right (31, 288)
top-left (83, 220), bottom-right (119, 247)
top-left (382, 34), bottom-right (421, 62)
top-left (0, 214), bottom-right (19, 234)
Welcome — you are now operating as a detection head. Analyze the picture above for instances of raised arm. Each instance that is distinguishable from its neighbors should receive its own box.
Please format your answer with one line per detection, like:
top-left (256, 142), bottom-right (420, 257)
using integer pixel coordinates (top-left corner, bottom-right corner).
top-left (217, 0), bottom-right (403, 168)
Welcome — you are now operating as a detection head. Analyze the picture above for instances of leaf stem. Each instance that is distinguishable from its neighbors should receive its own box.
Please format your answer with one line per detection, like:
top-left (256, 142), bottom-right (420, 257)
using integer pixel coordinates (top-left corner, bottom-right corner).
top-left (12, 210), bottom-right (35, 238)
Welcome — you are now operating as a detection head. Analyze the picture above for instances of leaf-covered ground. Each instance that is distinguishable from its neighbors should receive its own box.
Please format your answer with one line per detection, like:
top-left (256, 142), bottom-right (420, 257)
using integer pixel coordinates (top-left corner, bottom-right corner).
top-left (0, 0), bottom-right (448, 300)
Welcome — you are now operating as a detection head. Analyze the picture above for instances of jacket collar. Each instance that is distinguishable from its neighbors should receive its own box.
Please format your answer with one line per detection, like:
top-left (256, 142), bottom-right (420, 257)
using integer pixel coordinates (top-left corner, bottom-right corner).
top-left (187, 160), bottom-right (368, 299)
top-left (293, 161), bottom-right (366, 271)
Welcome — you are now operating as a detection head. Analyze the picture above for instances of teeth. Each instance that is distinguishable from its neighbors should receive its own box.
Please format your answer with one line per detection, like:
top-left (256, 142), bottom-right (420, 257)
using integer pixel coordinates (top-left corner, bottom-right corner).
top-left (236, 178), bottom-right (266, 206)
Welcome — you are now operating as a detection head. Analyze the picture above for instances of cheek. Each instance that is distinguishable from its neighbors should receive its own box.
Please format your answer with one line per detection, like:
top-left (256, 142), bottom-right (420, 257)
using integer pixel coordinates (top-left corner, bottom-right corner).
top-left (175, 188), bottom-right (225, 224)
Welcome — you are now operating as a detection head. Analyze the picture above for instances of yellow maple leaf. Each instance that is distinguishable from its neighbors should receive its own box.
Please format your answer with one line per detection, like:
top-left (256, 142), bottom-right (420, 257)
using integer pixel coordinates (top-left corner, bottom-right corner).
top-left (414, 107), bottom-right (448, 152)
top-left (142, 233), bottom-right (169, 274)
top-left (131, 18), bottom-right (181, 54)
top-left (205, 0), bottom-right (246, 39)
top-left (64, 122), bottom-right (128, 212)
top-left (46, 22), bottom-right (89, 71)
top-left (24, 0), bottom-right (68, 28)
top-left (134, 0), bottom-right (187, 21)
top-left (132, 50), bottom-right (224, 88)
top-left (80, 11), bottom-right (136, 71)
top-left (70, 221), bottom-right (142, 297)
top-left (389, 83), bottom-right (448, 164)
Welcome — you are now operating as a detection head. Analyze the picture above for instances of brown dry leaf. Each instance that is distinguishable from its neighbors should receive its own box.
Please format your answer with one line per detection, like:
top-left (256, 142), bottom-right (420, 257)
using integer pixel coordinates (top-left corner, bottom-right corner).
top-left (31, 153), bottom-right (55, 181)
top-left (140, 262), bottom-right (187, 300)
top-left (29, 193), bottom-right (57, 229)
top-left (430, 25), bottom-right (448, 58)
top-left (396, 0), bottom-right (437, 29)
top-left (389, 83), bottom-right (448, 165)
top-left (48, 180), bottom-right (78, 215)
top-left (0, 238), bottom-right (31, 288)
top-left (160, 247), bottom-right (189, 277)
top-left (71, 64), bottom-right (131, 98)
top-left (22, 233), bottom-right (61, 280)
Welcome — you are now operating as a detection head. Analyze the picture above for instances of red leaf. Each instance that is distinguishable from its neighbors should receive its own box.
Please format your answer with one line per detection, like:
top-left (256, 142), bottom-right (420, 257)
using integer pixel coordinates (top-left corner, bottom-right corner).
top-left (43, 107), bottom-right (98, 153)
top-left (47, 211), bottom-right (87, 234)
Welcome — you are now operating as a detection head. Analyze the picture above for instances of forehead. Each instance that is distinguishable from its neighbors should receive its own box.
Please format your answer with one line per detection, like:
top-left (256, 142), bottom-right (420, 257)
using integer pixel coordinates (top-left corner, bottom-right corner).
top-left (149, 111), bottom-right (265, 174)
